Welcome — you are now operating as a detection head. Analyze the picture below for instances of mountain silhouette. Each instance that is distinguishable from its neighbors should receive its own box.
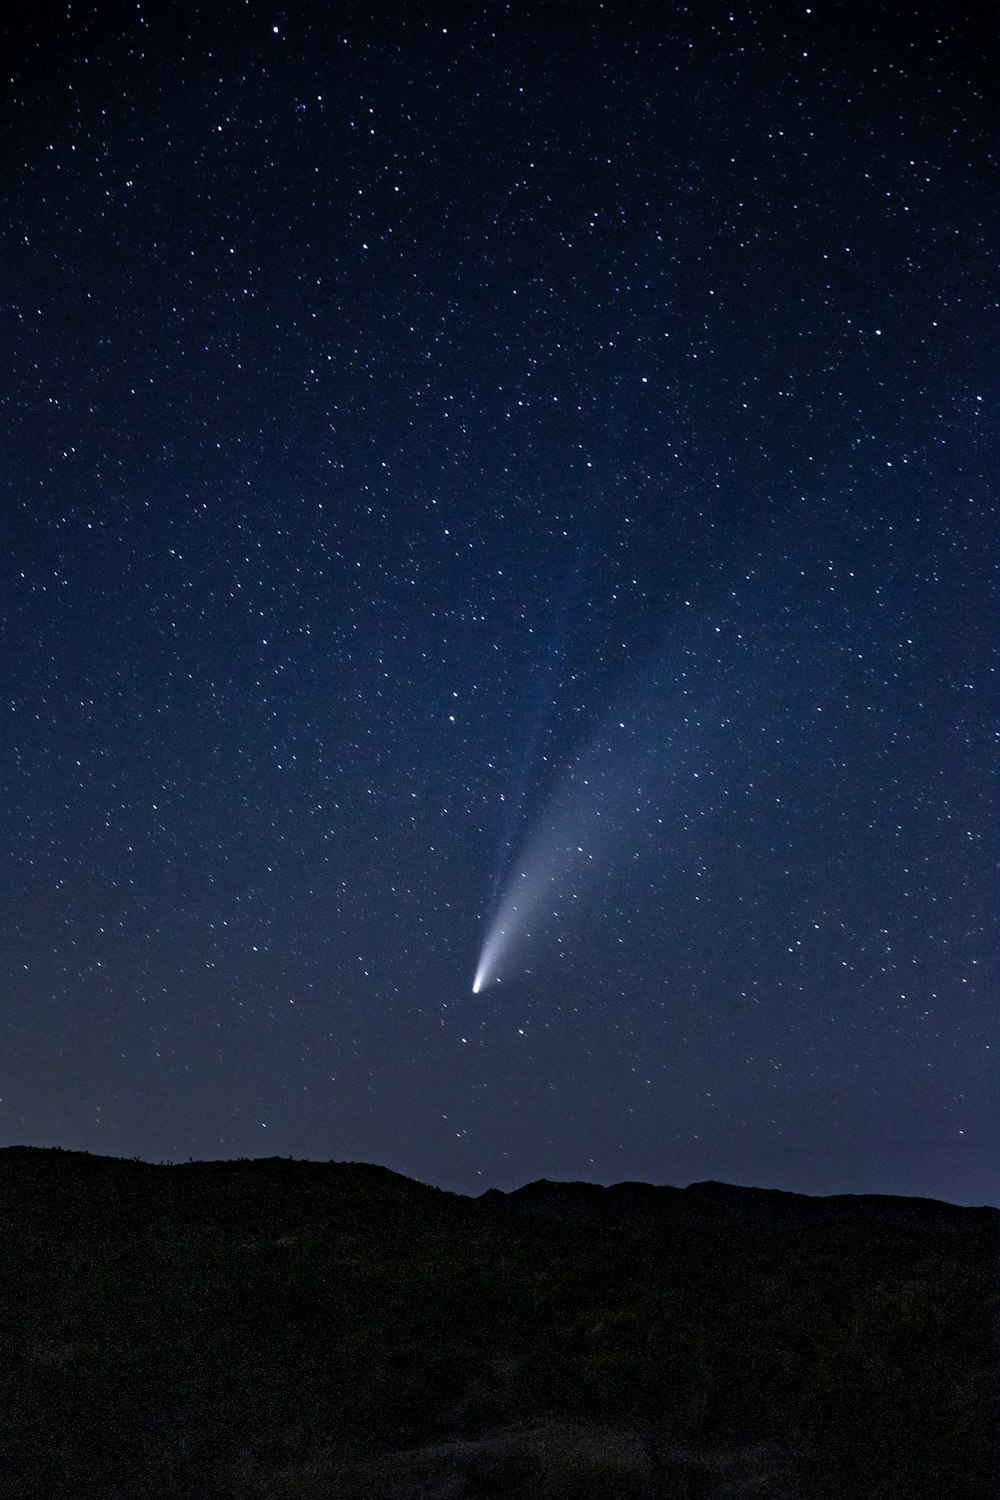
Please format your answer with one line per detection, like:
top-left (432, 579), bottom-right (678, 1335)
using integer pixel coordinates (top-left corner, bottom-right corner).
top-left (2, 1146), bottom-right (995, 1498)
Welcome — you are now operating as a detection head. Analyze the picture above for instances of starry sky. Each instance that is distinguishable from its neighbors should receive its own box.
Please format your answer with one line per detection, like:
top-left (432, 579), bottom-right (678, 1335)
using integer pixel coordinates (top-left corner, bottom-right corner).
top-left (4, 1), bottom-right (996, 1205)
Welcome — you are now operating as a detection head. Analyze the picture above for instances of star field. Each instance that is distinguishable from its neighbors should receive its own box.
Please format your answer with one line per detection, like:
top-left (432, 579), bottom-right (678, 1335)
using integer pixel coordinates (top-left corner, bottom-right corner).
top-left (3, 1), bottom-right (996, 1203)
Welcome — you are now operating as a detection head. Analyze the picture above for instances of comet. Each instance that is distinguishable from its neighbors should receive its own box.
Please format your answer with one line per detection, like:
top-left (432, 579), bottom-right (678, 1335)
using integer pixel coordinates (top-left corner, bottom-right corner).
top-left (471, 644), bottom-right (686, 995)
top-left (471, 722), bottom-right (635, 993)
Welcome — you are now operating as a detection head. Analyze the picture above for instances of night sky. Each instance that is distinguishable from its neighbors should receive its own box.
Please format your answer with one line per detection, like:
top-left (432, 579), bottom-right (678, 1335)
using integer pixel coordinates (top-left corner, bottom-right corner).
top-left (4, 2), bottom-right (996, 1205)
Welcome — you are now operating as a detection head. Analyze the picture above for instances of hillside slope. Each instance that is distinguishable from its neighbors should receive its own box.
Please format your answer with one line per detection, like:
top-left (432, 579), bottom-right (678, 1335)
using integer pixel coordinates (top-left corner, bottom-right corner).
top-left (1, 1147), bottom-right (995, 1498)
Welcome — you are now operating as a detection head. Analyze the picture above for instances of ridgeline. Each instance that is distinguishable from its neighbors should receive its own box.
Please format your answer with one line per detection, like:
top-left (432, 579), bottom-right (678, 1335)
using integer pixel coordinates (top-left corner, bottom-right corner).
top-left (2, 1146), bottom-right (995, 1498)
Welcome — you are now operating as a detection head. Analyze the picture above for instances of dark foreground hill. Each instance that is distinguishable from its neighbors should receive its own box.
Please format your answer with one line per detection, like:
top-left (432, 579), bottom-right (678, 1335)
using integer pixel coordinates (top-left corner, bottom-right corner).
top-left (0, 1148), bottom-right (995, 1499)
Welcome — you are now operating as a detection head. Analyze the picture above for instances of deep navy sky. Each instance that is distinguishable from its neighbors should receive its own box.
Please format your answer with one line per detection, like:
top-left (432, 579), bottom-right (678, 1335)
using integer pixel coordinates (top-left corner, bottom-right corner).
top-left (4, 1), bottom-right (996, 1204)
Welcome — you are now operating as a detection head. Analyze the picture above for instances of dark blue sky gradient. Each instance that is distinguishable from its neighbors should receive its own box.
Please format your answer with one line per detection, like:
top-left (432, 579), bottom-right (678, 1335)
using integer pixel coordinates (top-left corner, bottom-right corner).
top-left (3, 1), bottom-right (996, 1203)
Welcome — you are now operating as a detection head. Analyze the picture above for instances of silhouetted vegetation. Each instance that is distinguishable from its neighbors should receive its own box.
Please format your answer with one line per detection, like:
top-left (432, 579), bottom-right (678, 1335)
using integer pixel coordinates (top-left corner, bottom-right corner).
top-left (0, 1146), bottom-right (995, 1497)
